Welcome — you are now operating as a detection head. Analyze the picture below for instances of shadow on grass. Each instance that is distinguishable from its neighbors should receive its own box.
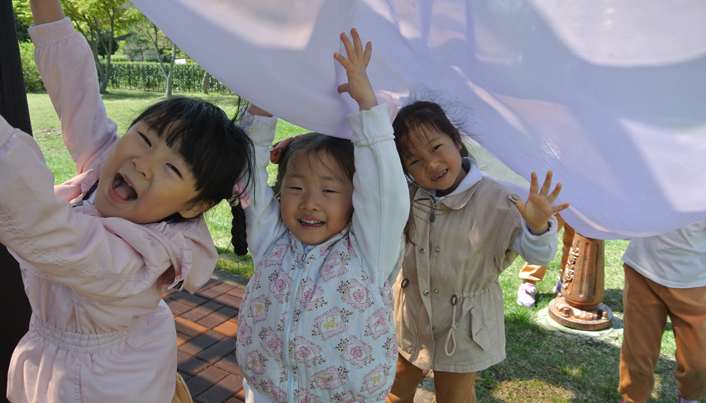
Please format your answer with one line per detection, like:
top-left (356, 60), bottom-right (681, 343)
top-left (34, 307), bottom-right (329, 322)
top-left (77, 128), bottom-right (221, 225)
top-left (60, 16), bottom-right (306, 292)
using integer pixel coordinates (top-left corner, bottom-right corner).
top-left (469, 315), bottom-right (681, 403)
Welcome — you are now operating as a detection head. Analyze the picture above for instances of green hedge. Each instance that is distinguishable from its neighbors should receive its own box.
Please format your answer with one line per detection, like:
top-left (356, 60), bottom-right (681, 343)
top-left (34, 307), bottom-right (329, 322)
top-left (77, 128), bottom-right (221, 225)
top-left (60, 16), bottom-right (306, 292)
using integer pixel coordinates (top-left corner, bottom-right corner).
top-left (101, 62), bottom-right (233, 93)
top-left (19, 41), bottom-right (46, 93)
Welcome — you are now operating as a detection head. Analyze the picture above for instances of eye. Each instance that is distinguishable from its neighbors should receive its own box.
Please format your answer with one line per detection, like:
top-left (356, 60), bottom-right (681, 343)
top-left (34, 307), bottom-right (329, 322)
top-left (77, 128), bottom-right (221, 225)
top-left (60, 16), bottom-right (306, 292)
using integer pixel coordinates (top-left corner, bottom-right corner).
top-left (167, 163), bottom-right (182, 178)
top-left (432, 144), bottom-right (441, 152)
top-left (407, 159), bottom-right (420, 167)
top-left (288, 186), bottom-right (302, 191)
top-left (323, 189), bottom-right (337, 194)
top-left (139, 132), bottom-right (151, 146)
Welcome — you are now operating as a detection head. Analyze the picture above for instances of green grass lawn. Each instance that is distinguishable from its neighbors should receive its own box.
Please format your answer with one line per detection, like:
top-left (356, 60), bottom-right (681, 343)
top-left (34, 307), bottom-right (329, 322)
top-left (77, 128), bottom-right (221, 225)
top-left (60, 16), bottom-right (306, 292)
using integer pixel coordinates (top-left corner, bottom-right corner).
top-left (26, 89), bottom-right (693, 403)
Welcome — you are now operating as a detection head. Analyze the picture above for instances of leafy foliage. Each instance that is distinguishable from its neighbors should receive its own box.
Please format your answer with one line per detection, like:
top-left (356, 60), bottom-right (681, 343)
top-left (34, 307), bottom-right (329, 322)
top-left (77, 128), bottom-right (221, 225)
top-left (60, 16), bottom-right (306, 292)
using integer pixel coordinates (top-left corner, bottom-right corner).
top-left (102, 62), bottom-right (233, 94)
top-left (18, 41), bottom-right (46, 93)
top-left (12, 0), bottom-right (31, 41)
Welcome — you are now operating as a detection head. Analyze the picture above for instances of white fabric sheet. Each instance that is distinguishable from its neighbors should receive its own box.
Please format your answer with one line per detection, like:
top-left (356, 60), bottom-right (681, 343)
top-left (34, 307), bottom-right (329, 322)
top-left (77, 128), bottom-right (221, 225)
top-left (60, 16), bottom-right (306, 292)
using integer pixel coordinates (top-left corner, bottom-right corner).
top-left (131, 0), bottom-right (706, 240)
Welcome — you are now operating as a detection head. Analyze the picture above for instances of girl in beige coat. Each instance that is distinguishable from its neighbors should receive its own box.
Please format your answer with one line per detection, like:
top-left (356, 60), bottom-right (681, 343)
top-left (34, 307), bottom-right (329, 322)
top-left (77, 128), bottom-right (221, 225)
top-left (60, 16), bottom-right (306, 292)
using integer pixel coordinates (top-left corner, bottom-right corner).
top-left (386, 101), bottom-right (569, 403)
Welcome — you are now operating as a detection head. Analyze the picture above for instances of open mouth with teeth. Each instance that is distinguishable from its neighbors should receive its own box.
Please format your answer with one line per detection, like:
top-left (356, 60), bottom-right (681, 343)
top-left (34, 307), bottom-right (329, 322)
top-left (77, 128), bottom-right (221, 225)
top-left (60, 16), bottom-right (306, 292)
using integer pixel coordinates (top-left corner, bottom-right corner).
top-left (112, 173), bottom-right (137, 201)
top-left (431, 169), bottom-right (448, 182)
top-left (299, 219), bottom-right (324, 228)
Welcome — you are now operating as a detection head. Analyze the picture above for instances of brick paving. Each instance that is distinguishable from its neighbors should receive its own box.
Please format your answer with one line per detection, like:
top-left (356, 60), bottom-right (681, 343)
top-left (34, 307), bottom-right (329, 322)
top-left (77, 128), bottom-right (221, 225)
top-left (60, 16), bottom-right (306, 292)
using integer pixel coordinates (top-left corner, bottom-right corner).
top-left (163, 278), bottom-right (246, 403)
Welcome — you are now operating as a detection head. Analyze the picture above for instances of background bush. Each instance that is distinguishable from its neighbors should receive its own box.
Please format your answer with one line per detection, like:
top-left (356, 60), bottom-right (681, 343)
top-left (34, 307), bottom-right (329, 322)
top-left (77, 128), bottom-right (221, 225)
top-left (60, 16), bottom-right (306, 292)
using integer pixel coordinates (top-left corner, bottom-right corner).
top-left (102, 62), bottom-right (232, 93)
top-left (19, 41), bottom-right (46, 93)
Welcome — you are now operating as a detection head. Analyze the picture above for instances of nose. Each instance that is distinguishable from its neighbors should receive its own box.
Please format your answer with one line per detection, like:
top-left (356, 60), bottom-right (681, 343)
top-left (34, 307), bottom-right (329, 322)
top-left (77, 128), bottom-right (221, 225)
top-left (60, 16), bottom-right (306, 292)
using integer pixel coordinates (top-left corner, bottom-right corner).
top-left (300, 189), bottom-right (321, 211)
top-left (422, 157), bottom-right (439, 171)
top-left (132, 154), bottom-right (155, 180)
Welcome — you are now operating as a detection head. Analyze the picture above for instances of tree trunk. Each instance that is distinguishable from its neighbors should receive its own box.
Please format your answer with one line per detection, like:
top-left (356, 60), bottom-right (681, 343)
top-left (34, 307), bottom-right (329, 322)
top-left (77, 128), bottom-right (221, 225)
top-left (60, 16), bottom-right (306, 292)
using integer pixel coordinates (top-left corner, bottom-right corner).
top-left (164, 42), bottom-right (176, 98)
top-left (202, 71), bottom-right (210, 94)
top-left (90, 36), bottom-right (107, 95)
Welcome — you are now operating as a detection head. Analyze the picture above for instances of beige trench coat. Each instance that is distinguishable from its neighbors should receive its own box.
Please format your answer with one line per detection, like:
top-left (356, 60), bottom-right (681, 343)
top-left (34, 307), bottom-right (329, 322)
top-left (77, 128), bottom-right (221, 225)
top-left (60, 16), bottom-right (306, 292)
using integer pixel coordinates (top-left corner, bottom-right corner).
top-left (393, 178), bottom-right (523, 373)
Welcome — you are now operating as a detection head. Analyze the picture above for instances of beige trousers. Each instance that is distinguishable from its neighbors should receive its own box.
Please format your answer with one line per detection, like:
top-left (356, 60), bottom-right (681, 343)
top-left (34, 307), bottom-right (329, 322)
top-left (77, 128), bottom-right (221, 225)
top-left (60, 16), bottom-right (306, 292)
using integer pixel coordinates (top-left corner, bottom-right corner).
top-left (619, 264), bottom-right (706, 402)
top-left (386, 354), bottom-right (476, 403)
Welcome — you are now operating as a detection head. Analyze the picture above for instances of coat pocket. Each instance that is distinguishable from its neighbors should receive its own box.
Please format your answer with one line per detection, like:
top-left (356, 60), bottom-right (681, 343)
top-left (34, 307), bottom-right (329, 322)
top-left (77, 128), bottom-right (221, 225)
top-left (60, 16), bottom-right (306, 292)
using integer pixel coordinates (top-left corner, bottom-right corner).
top-left (469, 305), bottom-right (490, 351)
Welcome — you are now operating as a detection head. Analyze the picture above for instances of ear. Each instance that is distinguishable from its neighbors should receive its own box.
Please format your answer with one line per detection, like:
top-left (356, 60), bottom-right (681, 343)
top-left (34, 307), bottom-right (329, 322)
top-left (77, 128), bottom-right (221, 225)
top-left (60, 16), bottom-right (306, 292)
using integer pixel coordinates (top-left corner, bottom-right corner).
top-left (179, 200), bottom-right (215, 219)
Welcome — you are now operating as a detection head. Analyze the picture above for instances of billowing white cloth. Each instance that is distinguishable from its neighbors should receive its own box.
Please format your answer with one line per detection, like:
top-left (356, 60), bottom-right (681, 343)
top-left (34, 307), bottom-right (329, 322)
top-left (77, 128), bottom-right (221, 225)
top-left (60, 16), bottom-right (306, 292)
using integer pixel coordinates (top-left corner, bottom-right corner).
top-left (131, 0), bottom-right (706, 240)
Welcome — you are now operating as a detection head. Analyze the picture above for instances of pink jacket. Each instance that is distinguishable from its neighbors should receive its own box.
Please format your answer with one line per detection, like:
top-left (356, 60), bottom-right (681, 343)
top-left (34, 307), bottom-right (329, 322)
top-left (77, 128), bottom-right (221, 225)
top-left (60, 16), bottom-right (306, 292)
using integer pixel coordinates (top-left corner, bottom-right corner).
top-left (0, 18), bottom-right (217, 403)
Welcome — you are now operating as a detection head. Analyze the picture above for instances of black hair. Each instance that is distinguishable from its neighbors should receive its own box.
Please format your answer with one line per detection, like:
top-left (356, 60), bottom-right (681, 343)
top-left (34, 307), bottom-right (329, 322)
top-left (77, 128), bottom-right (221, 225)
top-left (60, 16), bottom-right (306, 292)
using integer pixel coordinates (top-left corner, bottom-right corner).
top-left (392, 100), bottom-right (469, 179)
top-left (272, 133), bottom-right (355, 198)
top-left (229, 132), bottom-right (355, 255)
top-left (392, 100), bottom-right (471, 243)
top-left (131, 97), bottom-right (254, 214)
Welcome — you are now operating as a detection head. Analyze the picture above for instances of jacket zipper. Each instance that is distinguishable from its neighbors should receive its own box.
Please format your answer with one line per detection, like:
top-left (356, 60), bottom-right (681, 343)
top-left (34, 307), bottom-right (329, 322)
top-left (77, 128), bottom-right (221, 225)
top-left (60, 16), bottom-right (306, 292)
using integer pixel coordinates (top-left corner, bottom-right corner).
top-left (284, 254), bottom-right (307, 402)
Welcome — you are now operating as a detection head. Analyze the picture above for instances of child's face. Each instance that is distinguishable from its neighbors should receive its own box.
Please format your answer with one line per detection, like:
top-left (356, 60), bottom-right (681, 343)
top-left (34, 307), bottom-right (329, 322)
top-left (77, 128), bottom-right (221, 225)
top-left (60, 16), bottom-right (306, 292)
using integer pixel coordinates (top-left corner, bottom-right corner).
top-left (94, 121), bottom-right (207, 223)
top-left (279, 151), bottom-right (354, 246)
top-left (402, 127), bottom-right (467, 197)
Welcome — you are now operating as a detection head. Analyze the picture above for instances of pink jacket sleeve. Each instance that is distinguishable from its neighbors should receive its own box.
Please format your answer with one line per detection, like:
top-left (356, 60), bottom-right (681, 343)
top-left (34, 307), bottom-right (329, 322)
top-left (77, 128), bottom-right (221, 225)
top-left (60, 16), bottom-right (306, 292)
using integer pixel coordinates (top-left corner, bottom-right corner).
top-left (29, 17), bottom-right (118, 174)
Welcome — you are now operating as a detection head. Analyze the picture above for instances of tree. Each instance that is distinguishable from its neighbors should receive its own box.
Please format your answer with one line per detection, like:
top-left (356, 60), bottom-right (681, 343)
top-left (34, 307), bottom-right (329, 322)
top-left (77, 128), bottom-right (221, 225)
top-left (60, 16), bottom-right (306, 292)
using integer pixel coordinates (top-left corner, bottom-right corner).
top-left (60, 0), bottom-right (140, 94)
top-left (130, 12), bottom-right (179, 97)
top-left (12, 0), bottom-right (31, 42)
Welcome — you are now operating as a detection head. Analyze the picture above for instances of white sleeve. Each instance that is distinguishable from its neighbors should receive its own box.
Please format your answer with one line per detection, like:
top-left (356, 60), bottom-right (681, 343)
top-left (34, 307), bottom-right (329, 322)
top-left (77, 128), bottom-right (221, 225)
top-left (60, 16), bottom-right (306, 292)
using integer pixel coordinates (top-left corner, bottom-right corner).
top-left (347, 104), bottom-right (410, 286)
top-left (510, 216), bottom-right (559, 266)
top-left (238, 107), bottom-right (287, 262)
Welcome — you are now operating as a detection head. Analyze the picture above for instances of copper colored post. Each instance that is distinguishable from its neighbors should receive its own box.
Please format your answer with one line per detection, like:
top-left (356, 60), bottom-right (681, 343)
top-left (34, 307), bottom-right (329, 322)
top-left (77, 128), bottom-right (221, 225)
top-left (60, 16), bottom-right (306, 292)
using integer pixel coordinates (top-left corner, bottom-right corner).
top-left (548, 232), bottom-right (613, 330)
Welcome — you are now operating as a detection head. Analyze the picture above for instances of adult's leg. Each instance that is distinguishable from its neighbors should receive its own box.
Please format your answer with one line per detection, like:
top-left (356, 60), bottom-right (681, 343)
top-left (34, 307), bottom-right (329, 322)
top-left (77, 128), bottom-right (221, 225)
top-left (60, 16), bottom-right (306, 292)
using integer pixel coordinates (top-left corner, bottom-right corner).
top-left (664, 284), bottom-right (706, 401)
top-left (386, 354), bottom-right (426, 403)
top-left (618, 264), bottom-right (669, 403)
top-left (433, 370), bottom-right (476, 403)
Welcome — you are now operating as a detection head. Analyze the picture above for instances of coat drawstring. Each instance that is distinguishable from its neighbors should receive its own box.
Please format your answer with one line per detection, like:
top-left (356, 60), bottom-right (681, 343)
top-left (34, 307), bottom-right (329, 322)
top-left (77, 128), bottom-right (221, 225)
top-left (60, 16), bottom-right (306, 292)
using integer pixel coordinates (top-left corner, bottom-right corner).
top-left (443, 294), bottom-right (459, 356)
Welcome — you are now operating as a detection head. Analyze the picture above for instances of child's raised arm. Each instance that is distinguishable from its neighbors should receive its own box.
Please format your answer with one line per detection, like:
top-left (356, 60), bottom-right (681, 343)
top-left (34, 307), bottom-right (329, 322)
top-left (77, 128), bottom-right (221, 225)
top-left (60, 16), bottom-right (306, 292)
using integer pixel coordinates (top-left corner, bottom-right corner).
top-left (29, 2), bottom-right (118, 175)
top-left (334, 30), bottom-right (409, 285)
top-left (515, 171), bottom-right (570, 235)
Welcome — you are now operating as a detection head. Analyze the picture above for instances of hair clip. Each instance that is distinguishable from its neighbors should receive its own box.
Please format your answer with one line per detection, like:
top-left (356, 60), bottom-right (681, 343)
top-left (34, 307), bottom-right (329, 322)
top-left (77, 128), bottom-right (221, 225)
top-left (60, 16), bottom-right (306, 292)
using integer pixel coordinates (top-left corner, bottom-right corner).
top-left (228, 181), bottom-right (251, 208)
top-left (269, 135), bottom-right (300, 164)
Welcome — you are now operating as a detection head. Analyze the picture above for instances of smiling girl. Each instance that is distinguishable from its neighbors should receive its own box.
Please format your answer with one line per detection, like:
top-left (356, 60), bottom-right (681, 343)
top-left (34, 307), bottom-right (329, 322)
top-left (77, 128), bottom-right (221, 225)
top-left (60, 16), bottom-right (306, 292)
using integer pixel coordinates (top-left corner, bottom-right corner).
top-left (386, 101), bottom-right (569, 403)
top-left (232, 30), bottom-right (409, 402)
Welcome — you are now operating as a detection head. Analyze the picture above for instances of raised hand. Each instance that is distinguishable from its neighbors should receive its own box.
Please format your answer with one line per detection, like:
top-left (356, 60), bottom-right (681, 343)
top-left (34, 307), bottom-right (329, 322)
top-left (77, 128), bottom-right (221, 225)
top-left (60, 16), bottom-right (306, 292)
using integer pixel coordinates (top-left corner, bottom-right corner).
top-left (333, 28), bottom-right (378, 111)
top-left (515, 171), bottom-right (570, 235)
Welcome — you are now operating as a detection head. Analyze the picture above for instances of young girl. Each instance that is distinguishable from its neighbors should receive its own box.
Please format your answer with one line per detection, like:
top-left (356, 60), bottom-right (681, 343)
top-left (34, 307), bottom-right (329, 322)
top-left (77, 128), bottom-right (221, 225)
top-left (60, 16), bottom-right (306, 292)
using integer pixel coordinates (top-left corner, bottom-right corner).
top-left (0, 1), bottom-right (253, 402)
top-left (233, 30), bottom-right (409, 402)
top-left (387, 101), bottom-right (569, 403)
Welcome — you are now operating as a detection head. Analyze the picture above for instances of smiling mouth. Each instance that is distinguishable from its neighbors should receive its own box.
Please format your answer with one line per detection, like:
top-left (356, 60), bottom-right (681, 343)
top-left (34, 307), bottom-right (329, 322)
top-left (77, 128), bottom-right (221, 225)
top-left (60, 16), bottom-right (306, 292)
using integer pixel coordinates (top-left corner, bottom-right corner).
top-left (112, 173), bottom-right (137, 201)
top-left (299, 219), bottom-right (324, 228)
top-left (431, 169), bottom-right (448, 182)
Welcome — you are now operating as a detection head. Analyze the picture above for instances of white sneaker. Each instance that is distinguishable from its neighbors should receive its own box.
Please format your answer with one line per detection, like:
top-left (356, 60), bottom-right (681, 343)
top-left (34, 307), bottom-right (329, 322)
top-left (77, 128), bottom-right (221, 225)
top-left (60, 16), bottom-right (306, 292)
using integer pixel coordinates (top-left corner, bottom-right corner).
top-left (517, 282), bottom-right (537, 307)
